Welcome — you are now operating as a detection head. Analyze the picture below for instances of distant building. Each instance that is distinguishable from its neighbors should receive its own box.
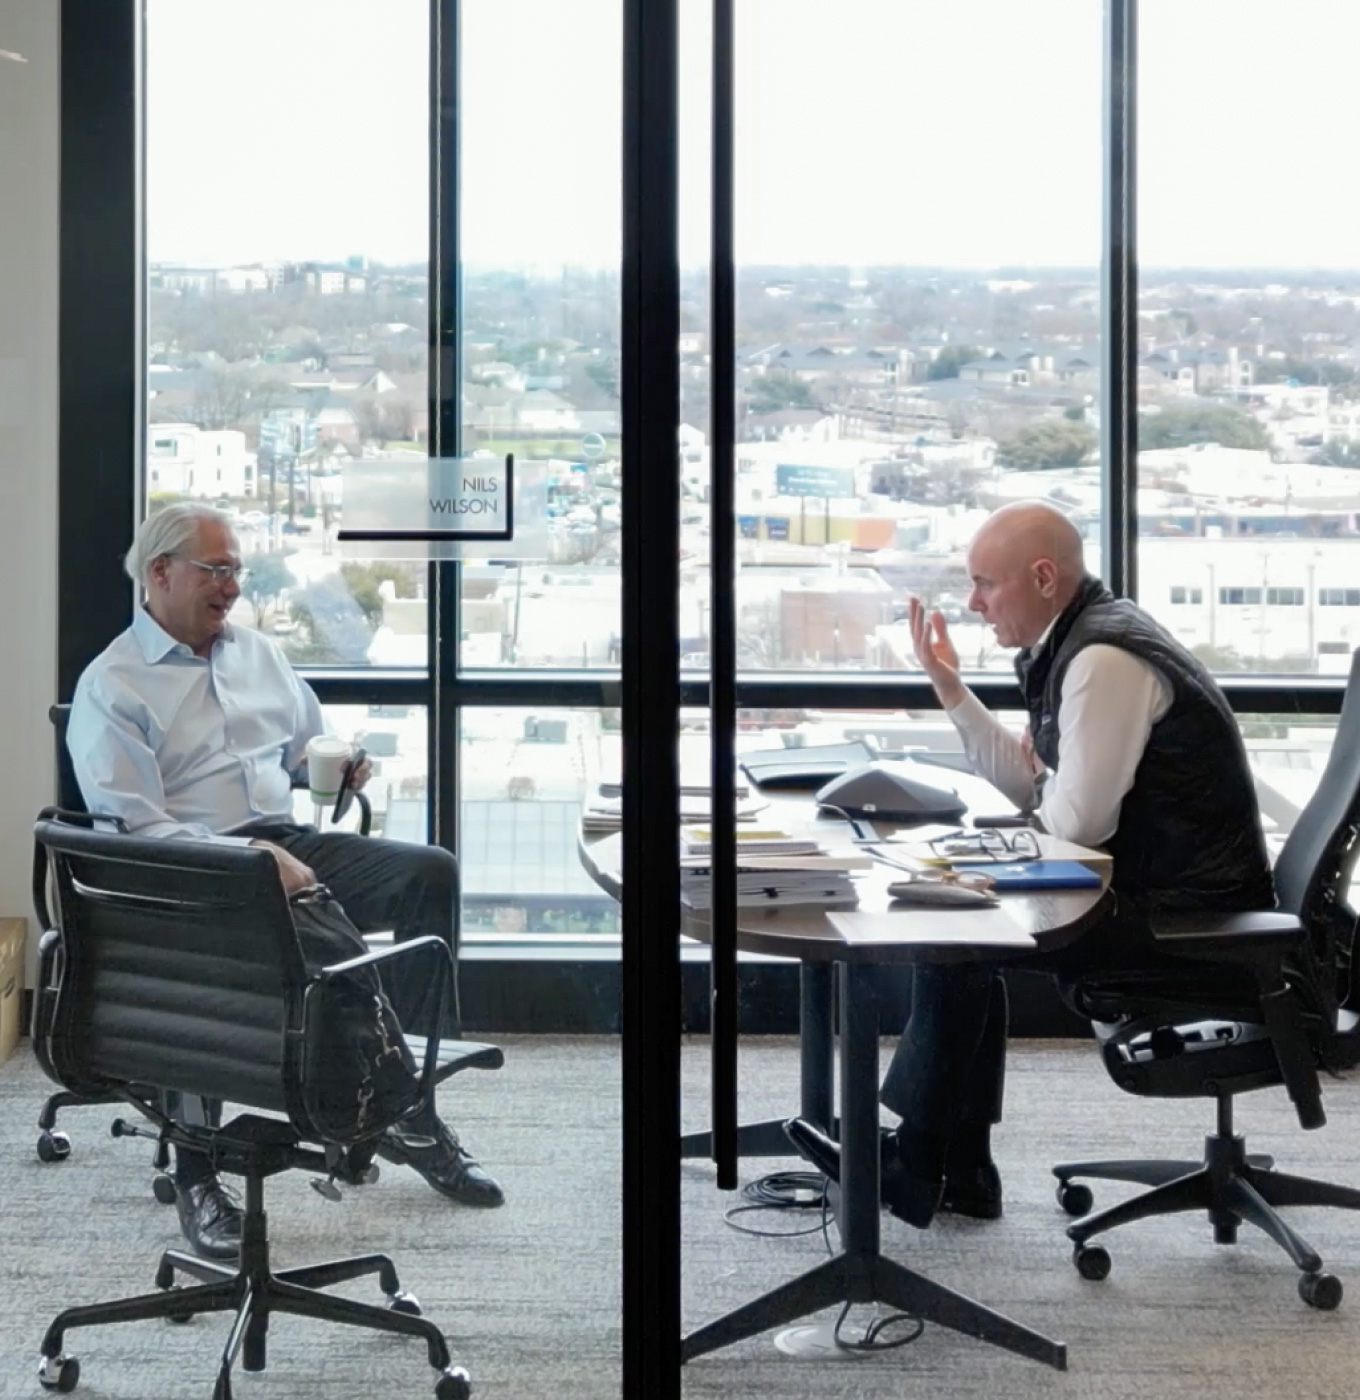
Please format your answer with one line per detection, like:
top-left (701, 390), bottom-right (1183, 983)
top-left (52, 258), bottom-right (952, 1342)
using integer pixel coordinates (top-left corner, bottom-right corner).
top-left (145, 424), bottom-right (256, 498)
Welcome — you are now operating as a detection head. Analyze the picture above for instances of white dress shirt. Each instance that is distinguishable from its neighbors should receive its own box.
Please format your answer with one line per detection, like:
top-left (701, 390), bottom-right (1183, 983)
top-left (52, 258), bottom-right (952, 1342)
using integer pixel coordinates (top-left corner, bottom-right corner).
top-left (67, 608), bottom-right (326, 845)
top-left (946, 641), bottom-right (1173, 849)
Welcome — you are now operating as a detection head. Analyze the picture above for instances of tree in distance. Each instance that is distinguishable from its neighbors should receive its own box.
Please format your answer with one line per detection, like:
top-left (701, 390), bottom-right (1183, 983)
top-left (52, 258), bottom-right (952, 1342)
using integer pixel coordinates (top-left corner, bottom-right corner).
top-left (926, 345), bottom-right (982, 381)
top-left (240, 550), bottom-right (296, 626)
top-left (996, 418), bottom-right (1097, 471)
top-left (1139, 405), bottom-right (1270, 452)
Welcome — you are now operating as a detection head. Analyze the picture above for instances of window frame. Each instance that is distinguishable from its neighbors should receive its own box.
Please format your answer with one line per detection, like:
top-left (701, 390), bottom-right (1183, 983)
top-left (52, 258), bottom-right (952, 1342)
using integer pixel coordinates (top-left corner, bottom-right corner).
top-left (56, 0), bottom-right (1351, 839)
top-left (54, 4), bottom-right (1357, 1393)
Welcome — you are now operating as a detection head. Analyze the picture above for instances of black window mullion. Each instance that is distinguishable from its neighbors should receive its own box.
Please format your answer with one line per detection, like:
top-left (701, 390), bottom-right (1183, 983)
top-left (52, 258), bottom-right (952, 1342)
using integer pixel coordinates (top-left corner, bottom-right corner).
top-left (1101, 0), bottom-right (1138, 600)
top-left (58, 0), bottom-right (140, 699)
top-left (432, 0), bottom-right (460, 855)
top-left (621, 0), bottom-right (682, 1389)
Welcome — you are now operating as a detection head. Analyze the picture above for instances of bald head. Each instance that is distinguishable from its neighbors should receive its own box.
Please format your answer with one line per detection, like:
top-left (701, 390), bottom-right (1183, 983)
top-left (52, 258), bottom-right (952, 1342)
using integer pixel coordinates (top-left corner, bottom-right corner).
top-left (972, 501), bottom-right (1085, 585)
top-left (965, 501), bottom-right (1088, 649)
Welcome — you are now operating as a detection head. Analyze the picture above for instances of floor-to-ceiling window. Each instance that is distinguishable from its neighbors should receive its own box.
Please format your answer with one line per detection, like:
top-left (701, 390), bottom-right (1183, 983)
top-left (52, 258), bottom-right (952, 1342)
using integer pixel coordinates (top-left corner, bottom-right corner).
top-left (1137, 0), bottom-right (1359, 828)
top-left (58, 4), bottom-right (1359, 1395)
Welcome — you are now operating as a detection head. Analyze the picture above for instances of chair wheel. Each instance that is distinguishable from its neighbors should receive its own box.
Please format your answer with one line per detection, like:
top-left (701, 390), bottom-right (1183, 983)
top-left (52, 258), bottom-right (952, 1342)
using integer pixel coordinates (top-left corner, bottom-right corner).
top-left (388, 1291), bottom-right (422, 1316)
top-left (435, 1367), bottom-right (472, 1400)
top-left (152, 1174), bottom-right (178, 1205)
top-left (37, 1354), bottom-right (79, 1392)
top-left (1073, 1244), bottom-right (1111, 1281)
top-left (37, 1131), bottom-right (72, 1164)
top-left (1057, 1181), bottom-right (1093, 1217)
top-left (1299, 1271), bottom-right (1342, 1310)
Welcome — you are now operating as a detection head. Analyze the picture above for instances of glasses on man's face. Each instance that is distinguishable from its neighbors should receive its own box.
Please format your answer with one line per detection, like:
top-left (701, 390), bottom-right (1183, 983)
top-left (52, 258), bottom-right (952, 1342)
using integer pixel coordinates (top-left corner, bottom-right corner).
top-left (929, 827), bottom-right (1040, 863)
top-left (180, 557), bottom-right (250, 587)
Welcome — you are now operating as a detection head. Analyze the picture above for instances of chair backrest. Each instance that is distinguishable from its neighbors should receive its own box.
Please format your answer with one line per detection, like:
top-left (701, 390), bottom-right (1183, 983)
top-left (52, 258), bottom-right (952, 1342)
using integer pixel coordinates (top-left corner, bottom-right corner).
top-left (1272, 649), bottom-right (1360, 1007)
top-left (49, 704), bottom-right (85, 813)
top-left (35, 816), bottom-right (308, 1118)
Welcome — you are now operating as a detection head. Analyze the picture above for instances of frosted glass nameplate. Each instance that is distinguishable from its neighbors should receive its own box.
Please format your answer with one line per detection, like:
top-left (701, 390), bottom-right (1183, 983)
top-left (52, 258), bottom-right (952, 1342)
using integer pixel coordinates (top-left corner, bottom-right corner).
top-left (827, 908), bottom-right (1036, 949)
top-left (339, 454), bottom-right (551, 560)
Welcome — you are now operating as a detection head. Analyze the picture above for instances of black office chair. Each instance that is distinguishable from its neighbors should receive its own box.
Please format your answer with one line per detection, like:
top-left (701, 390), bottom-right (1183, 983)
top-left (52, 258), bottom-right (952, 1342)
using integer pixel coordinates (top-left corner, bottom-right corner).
top-left (36, 704), bottom-right (503, 1183)
top-left (1054, 648), bottom-right (1360, 1308)
top-left (30, 813), bottom-right (472, 1400)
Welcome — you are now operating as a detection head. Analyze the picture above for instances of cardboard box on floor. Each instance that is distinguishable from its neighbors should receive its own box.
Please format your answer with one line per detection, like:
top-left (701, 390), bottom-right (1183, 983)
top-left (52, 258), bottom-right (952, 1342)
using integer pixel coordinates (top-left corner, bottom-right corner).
top-left (0, 919), bottom-right (26, 1064)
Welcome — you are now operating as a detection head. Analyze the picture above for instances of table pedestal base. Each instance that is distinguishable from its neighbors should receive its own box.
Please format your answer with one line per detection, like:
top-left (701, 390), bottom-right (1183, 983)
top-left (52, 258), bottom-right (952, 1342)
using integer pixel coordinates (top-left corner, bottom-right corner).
top-left (682, 962), bottom-right (1066, 1372)
top-left (682, 1251), bottom-right (1064, 1369)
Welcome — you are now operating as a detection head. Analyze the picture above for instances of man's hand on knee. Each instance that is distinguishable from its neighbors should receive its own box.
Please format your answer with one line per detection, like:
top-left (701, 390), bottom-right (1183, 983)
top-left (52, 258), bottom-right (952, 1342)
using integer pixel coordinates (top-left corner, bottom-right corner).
top-left (250, 839), bottom-right (316, 896)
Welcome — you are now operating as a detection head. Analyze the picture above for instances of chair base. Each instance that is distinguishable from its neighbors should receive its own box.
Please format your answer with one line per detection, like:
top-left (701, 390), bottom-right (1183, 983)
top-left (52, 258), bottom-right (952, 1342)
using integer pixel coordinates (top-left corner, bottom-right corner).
top-left (1055, 1114), bottom-right (1360, 1305)
top-left (36, 1174), bottom-right (470, 1399)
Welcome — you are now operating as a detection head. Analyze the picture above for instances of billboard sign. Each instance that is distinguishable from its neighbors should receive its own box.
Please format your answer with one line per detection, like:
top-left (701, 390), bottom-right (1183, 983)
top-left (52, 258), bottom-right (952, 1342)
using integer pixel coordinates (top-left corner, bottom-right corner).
top-left (776, 463), bottom-right (854, 498)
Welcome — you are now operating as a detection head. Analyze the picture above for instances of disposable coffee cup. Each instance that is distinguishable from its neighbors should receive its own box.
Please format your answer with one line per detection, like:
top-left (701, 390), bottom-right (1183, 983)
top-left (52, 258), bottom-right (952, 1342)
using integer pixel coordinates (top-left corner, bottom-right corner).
top-left (306, 735), bottom-right (353, 803)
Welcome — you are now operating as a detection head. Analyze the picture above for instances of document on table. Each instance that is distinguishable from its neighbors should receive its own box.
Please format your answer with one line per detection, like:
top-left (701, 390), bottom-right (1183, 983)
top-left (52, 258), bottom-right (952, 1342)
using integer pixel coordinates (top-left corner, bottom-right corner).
top-left (827, 906), bottom-right (1037, 949)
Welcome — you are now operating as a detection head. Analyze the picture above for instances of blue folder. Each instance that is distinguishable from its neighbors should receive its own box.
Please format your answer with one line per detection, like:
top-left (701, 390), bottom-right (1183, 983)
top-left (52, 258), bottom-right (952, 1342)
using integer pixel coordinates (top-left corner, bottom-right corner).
top-left (984, 860), bottom-right (1103, 891)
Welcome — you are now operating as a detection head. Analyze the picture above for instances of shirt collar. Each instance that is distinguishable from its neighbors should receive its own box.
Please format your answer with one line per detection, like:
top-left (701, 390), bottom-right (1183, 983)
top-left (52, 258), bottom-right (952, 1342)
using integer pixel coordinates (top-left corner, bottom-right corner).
top-left (1032, 614), bottom-right (1060, 654)
top-left (132, 606), bottom-right (234, 663)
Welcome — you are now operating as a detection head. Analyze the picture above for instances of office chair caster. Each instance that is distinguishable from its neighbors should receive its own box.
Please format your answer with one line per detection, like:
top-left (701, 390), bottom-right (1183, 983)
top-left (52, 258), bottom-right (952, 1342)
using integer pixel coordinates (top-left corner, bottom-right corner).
top-left (1056, 1181), bottom-right (1093, 1217)
top-left (36, 1130), bottom-right (72, 1163)
top-left (1299, 1271), bottom-right (1342, 1310)
top-left (152, 1172), bottom-right (178, 1205)
top-left (435, 1367), bottom-right (472, 1400)
top-left (388, 1291), bottom-right (422, 1316)
top-left (1073, 1244), bottom-right (1111, 1281)
top-left (37, 1353), bottom-right (79, 1393)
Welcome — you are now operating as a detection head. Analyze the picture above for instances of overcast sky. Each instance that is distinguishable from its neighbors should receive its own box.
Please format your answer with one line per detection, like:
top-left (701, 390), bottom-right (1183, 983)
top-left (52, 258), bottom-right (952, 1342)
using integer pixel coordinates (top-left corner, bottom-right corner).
top-left (146, 0), bottom-right (1360, 270)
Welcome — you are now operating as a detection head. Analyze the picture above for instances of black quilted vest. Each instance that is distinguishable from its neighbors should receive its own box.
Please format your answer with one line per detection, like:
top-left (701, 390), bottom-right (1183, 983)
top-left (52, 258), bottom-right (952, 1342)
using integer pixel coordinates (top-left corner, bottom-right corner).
top-left (1015, 575), bottom-right (1275, 916)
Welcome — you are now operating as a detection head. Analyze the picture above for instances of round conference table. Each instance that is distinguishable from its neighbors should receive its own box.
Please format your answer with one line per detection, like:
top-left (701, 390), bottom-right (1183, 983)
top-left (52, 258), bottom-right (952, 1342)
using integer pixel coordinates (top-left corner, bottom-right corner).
top-left (578, 769), bottom-right (1112, 1372)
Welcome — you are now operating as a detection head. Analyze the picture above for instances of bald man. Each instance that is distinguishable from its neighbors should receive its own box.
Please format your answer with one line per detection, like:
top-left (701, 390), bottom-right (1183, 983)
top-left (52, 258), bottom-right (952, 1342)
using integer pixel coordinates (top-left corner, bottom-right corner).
top-left (789, 502), bottom-right (1274, 1229)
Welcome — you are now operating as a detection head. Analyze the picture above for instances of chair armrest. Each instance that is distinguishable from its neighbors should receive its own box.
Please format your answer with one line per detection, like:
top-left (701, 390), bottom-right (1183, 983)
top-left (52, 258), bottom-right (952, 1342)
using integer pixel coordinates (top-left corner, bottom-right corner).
top-left (311, 934), bottom-right (454, 1118)
top-left (1150, 910), bottom-right (1302, 954)
top-left (314, 933), bottom-right (451, 984)
top-left (1151, 910), bottom-right (1324, 1129)
top-left (289, 779), bottom-right (372, 836)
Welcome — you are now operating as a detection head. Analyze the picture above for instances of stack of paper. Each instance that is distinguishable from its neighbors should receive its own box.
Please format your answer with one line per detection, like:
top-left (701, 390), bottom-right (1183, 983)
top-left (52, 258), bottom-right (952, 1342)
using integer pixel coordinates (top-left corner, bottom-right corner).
top-left (581, 789), bottom-right (766, 834)
top-left (596, 777), bottom-right (750, 800)
top-left (679, 827), bottom-right (866, 910)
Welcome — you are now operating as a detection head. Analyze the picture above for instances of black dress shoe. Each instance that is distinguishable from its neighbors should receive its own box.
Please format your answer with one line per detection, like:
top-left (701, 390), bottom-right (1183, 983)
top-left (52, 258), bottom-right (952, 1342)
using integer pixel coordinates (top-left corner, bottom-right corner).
top-left (377, 1119), bottom-right (505, 1207)
top-left (941, 1159), bottom-right (1003, 1220)
top-left (175, 1177), bottom-right (243, 1260)
top-left (783, 1118), bottom-right (943, 1229)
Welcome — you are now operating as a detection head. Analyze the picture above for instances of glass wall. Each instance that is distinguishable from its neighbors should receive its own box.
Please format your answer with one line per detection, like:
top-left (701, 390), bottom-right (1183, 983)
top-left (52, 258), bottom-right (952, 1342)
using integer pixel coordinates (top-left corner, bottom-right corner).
top-left (727, 0), bottom-right (1104, 674)
top-left (144, 0), bottom-right (431, 666)
top-left (1137, 0), bottom-right (1360, 676)
top-left (459, 707), bottom-right (620, 935)
top-left (458, 0), bottom-right (622, 669)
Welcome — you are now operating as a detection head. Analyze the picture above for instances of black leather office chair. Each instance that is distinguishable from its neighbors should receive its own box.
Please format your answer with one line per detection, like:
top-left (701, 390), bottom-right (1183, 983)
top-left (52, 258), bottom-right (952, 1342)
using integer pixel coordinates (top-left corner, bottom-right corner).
top-left (1054, 649), bottom-right (1360, 1308)
top-left (36, 704), bottom-right (503, 1182)
top-left (30, 813), bottom-right (472, 1399)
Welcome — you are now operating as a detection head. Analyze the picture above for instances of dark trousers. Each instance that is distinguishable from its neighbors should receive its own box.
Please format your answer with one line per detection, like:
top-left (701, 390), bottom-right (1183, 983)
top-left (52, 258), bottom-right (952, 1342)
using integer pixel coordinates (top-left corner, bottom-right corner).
top-left (175, 825), bottom-right (460, 1183)
top-left (879, 898), bottom-right (1156, 1137)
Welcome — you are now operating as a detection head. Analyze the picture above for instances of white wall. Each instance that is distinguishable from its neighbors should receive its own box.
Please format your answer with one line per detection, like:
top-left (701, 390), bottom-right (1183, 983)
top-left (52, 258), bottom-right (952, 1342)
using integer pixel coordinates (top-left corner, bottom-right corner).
top-left (0, 0), bottom-right (59, 968)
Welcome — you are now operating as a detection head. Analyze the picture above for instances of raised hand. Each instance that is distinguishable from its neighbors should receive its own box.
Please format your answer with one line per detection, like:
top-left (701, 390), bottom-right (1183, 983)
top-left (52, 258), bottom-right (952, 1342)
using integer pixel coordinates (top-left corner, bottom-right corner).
top-left (908, 596), bottom-right (965, 707)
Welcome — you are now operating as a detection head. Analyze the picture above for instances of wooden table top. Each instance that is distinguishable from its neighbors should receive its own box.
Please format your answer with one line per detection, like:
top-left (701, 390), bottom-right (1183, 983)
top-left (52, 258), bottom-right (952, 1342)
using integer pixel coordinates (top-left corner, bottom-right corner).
top-left (578, 765), bottom-right (1113, 965)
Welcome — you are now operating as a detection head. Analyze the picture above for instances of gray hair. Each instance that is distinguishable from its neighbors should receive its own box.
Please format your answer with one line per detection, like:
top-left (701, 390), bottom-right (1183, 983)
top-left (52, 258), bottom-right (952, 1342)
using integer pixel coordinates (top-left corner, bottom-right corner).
top-left (124, 502), bottom-right (238, 587)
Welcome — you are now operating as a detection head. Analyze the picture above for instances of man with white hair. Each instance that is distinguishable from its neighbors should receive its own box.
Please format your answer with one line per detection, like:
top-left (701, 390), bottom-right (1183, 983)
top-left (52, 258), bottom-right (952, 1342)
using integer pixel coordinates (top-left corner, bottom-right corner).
top-left (67, 503), bottom-right (503, 1259)
top-left (789, 501), bottom-right (1274, 1229)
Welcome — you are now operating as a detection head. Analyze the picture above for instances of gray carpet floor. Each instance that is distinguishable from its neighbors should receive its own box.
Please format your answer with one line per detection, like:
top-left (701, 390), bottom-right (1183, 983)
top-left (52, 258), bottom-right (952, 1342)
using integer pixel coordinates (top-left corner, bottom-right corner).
top-left (4, 1036), bottom-right (1360, 1400)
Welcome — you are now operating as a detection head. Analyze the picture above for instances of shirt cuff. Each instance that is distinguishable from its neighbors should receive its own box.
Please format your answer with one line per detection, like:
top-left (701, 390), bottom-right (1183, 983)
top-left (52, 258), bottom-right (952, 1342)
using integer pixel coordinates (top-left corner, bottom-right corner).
top-left (944, 688), bottom-right (991, 730)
